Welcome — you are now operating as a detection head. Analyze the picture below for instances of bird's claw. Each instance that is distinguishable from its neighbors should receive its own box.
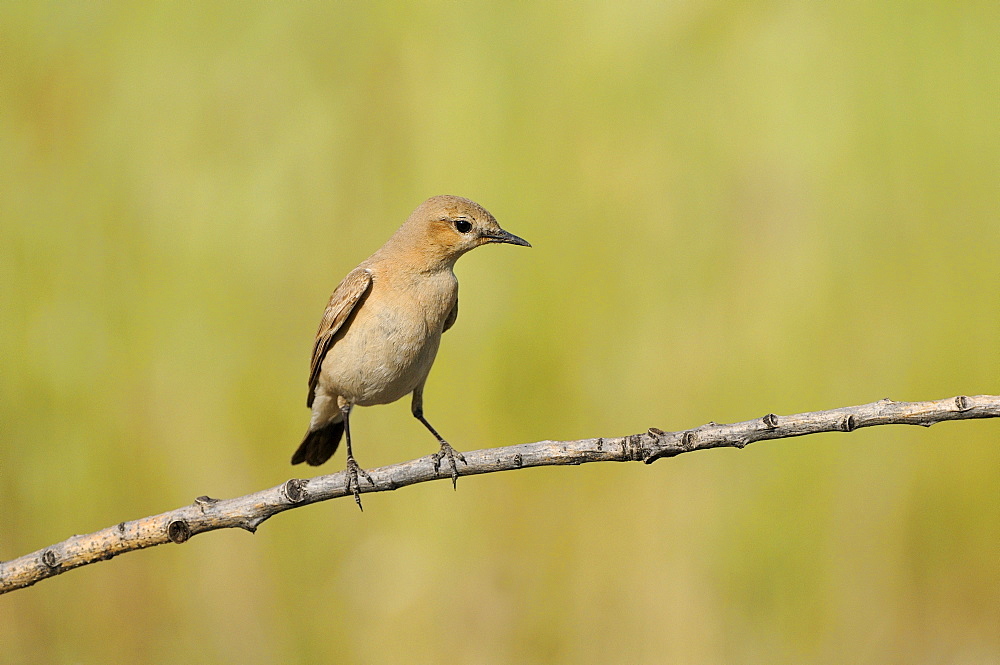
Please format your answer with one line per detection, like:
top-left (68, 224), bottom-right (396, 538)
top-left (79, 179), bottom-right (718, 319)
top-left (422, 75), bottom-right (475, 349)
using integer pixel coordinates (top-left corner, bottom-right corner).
top-left (345, 456), bottom-right (374, 510)
top-left (431, 441), bottom-right (467, 490)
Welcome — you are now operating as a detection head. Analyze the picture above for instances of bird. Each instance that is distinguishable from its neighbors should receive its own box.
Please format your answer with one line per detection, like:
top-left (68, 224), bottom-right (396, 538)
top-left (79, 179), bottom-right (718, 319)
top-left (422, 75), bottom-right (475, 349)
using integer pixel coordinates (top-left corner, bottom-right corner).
top-left (291, 195), bottom-right (530, 508)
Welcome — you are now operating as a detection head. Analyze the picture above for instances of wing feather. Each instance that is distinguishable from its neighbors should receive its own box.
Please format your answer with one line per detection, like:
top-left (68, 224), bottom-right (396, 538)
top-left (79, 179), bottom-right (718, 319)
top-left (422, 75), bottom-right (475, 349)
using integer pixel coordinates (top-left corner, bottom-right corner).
top-left (306, 267), bottom-right (373, 407)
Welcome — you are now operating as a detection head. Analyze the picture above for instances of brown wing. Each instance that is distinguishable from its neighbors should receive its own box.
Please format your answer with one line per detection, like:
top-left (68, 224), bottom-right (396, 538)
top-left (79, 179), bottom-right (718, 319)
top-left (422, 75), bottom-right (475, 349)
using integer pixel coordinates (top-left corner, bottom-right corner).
top-left (443, 297), bottom-right (458, 333)
top-left (307, 267), bottom-right (373, 407)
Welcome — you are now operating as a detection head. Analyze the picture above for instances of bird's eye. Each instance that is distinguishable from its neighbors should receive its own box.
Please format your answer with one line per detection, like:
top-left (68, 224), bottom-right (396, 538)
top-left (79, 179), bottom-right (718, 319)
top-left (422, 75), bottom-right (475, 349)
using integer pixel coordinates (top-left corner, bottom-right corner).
top-left (454, 219), bottom-right (472, 234)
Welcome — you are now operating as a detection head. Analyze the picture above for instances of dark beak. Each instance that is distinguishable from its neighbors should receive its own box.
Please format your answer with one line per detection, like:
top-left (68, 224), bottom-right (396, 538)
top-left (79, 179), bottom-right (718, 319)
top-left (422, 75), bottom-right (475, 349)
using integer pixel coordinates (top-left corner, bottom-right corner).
top-left (485, 229), bottom-right (531, 247)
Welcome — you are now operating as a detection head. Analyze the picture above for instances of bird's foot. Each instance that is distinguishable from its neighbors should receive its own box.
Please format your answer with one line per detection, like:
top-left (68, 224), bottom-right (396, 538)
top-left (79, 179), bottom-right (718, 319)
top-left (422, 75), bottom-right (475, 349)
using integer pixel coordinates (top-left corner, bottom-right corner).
top-left (431, 441), bottom-right (467, 490)
top-left (344, 456), bottom-right (374, 511)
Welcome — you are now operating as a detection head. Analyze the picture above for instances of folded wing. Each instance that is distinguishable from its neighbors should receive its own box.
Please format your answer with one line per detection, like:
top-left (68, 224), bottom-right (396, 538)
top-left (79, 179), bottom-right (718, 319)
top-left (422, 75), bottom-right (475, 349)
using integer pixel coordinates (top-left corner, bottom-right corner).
top-left (307, 267), bottom-right (373, 407)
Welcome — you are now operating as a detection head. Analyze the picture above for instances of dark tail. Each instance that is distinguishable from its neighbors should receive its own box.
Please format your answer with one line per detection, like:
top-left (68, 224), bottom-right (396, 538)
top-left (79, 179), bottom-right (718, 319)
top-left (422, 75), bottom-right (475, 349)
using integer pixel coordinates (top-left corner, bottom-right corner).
top-left (291, 420), bottom-right (345, 466)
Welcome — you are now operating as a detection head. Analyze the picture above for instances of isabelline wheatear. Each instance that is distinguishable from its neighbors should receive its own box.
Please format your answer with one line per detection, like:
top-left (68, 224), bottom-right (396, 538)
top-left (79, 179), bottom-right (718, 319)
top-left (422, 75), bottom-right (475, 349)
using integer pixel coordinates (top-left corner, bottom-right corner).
top-left (292, 195), bottom-right (530, 508)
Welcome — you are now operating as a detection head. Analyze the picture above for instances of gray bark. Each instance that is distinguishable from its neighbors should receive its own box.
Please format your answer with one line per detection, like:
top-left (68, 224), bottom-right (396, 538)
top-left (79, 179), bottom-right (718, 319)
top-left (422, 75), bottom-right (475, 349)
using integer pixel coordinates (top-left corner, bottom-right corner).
top-left (2, 394), bottom-right (997, 595)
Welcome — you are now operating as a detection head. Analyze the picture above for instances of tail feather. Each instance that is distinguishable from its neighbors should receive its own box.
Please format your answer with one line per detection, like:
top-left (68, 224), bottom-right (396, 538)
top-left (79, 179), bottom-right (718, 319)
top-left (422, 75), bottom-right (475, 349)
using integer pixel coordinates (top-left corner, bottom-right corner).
top-left (291, 421), bottom-right (345, 466)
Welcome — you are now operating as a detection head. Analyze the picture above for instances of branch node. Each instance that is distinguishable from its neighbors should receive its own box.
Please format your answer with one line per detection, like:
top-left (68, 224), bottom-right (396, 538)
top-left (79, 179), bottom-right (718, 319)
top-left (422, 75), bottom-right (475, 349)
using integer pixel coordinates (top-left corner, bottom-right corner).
top-left (194, 496), bottom-right (219, 512)
top-left (682, 430), bottom-right (694, 449)
top-left (40, 549), bottom-right (59, 570)
top-left (116, 522), bottom-right (127, 536)
top-left (647, 427), bottom-right (665, 437)
top-left (513, 453), bottom-right (523, 468)
top-left (280, 479), bottom-right (308, 504)
top-left (762, 413), bottom-right (779, 429)
top-left (732, 438), bottom-right (748, 449)
top-left (955, 395), bottom-right (971, 411)
top-left (596, 437), bottom-right (604, 451)
top-left (841, 415), bottom-right (857, 432)
top-left (167, 520), bottom-right (192, 544)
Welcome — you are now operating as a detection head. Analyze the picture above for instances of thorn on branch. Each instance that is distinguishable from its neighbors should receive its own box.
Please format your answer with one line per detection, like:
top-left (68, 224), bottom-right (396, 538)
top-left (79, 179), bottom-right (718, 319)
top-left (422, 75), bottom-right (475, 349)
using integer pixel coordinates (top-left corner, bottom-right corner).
top-left (194, 496), bottom-right (219, 509)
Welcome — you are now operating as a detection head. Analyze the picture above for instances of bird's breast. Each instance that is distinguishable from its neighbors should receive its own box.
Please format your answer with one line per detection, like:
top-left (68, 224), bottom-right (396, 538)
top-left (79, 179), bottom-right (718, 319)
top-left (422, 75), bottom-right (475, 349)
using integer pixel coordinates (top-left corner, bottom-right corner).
top-left (318, 272), bottom-right (457, 406)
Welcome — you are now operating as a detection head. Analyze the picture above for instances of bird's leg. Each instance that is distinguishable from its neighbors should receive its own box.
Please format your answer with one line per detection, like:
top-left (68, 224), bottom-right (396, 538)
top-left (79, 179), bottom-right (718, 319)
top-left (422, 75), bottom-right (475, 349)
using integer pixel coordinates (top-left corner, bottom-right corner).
top-left (340, 403), bottom-right (373, 510)
top-left (411, 390), bottom-right (466, 489)
top-left (421, 416), bottom-right (466, 490)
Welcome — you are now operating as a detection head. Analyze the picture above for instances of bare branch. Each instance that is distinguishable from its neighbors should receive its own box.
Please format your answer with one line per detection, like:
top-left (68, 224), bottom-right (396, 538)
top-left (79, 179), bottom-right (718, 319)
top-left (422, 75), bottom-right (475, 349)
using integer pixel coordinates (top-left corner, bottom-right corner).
top-left (2, 394), bottom-right (998, 595)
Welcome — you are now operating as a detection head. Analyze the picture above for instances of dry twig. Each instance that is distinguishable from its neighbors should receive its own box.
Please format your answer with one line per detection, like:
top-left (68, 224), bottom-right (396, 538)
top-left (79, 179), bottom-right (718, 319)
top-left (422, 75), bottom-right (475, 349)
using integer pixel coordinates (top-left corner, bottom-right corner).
top-left (2, 394), bottom-right (997, 595)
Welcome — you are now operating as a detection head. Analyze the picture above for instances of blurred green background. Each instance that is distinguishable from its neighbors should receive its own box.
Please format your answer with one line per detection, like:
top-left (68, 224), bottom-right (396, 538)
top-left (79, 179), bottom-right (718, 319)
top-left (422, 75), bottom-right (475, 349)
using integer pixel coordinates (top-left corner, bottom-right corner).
top-left (2, 2), bottom-right (998, 663)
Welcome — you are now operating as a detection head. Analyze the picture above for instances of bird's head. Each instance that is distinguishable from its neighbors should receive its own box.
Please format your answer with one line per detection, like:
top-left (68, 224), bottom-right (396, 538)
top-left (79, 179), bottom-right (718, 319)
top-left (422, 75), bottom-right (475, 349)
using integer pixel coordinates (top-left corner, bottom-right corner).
top-left (398, 195), bottom-right (530, 268)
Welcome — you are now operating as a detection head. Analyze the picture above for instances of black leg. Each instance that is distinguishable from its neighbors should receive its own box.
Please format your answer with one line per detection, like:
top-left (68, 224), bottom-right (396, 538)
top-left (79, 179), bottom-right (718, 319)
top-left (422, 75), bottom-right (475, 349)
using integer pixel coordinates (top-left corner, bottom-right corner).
top-left (413, 408), bottom-right (467, 490)
top-left (341, 404), bottom-right (373, 510)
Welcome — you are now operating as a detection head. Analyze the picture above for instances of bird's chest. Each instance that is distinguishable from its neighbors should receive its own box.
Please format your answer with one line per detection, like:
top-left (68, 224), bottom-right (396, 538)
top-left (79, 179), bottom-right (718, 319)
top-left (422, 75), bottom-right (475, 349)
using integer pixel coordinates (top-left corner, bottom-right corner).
top-left (322, 274), bottom-right (456, 404)
top-left (367, 274), bottom-right (455, 344)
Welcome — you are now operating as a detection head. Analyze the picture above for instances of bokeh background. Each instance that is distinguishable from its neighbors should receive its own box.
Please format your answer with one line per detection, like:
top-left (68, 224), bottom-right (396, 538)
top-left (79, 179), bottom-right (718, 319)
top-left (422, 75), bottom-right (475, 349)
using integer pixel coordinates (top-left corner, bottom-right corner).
top-left (2, 2), bottom-right (998, 663)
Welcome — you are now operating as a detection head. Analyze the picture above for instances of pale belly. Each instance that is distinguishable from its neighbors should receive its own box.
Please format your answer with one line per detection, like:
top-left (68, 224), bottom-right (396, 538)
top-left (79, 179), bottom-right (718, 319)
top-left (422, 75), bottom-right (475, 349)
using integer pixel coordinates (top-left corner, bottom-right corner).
top-left (318, 297), bottom-right (445, 406)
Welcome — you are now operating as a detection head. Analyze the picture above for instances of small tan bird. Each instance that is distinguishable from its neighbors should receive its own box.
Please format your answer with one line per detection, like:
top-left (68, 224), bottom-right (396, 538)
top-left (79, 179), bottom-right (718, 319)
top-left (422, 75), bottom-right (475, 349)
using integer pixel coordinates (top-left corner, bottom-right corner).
top-left (292, 195), bottom-right (530, 508)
